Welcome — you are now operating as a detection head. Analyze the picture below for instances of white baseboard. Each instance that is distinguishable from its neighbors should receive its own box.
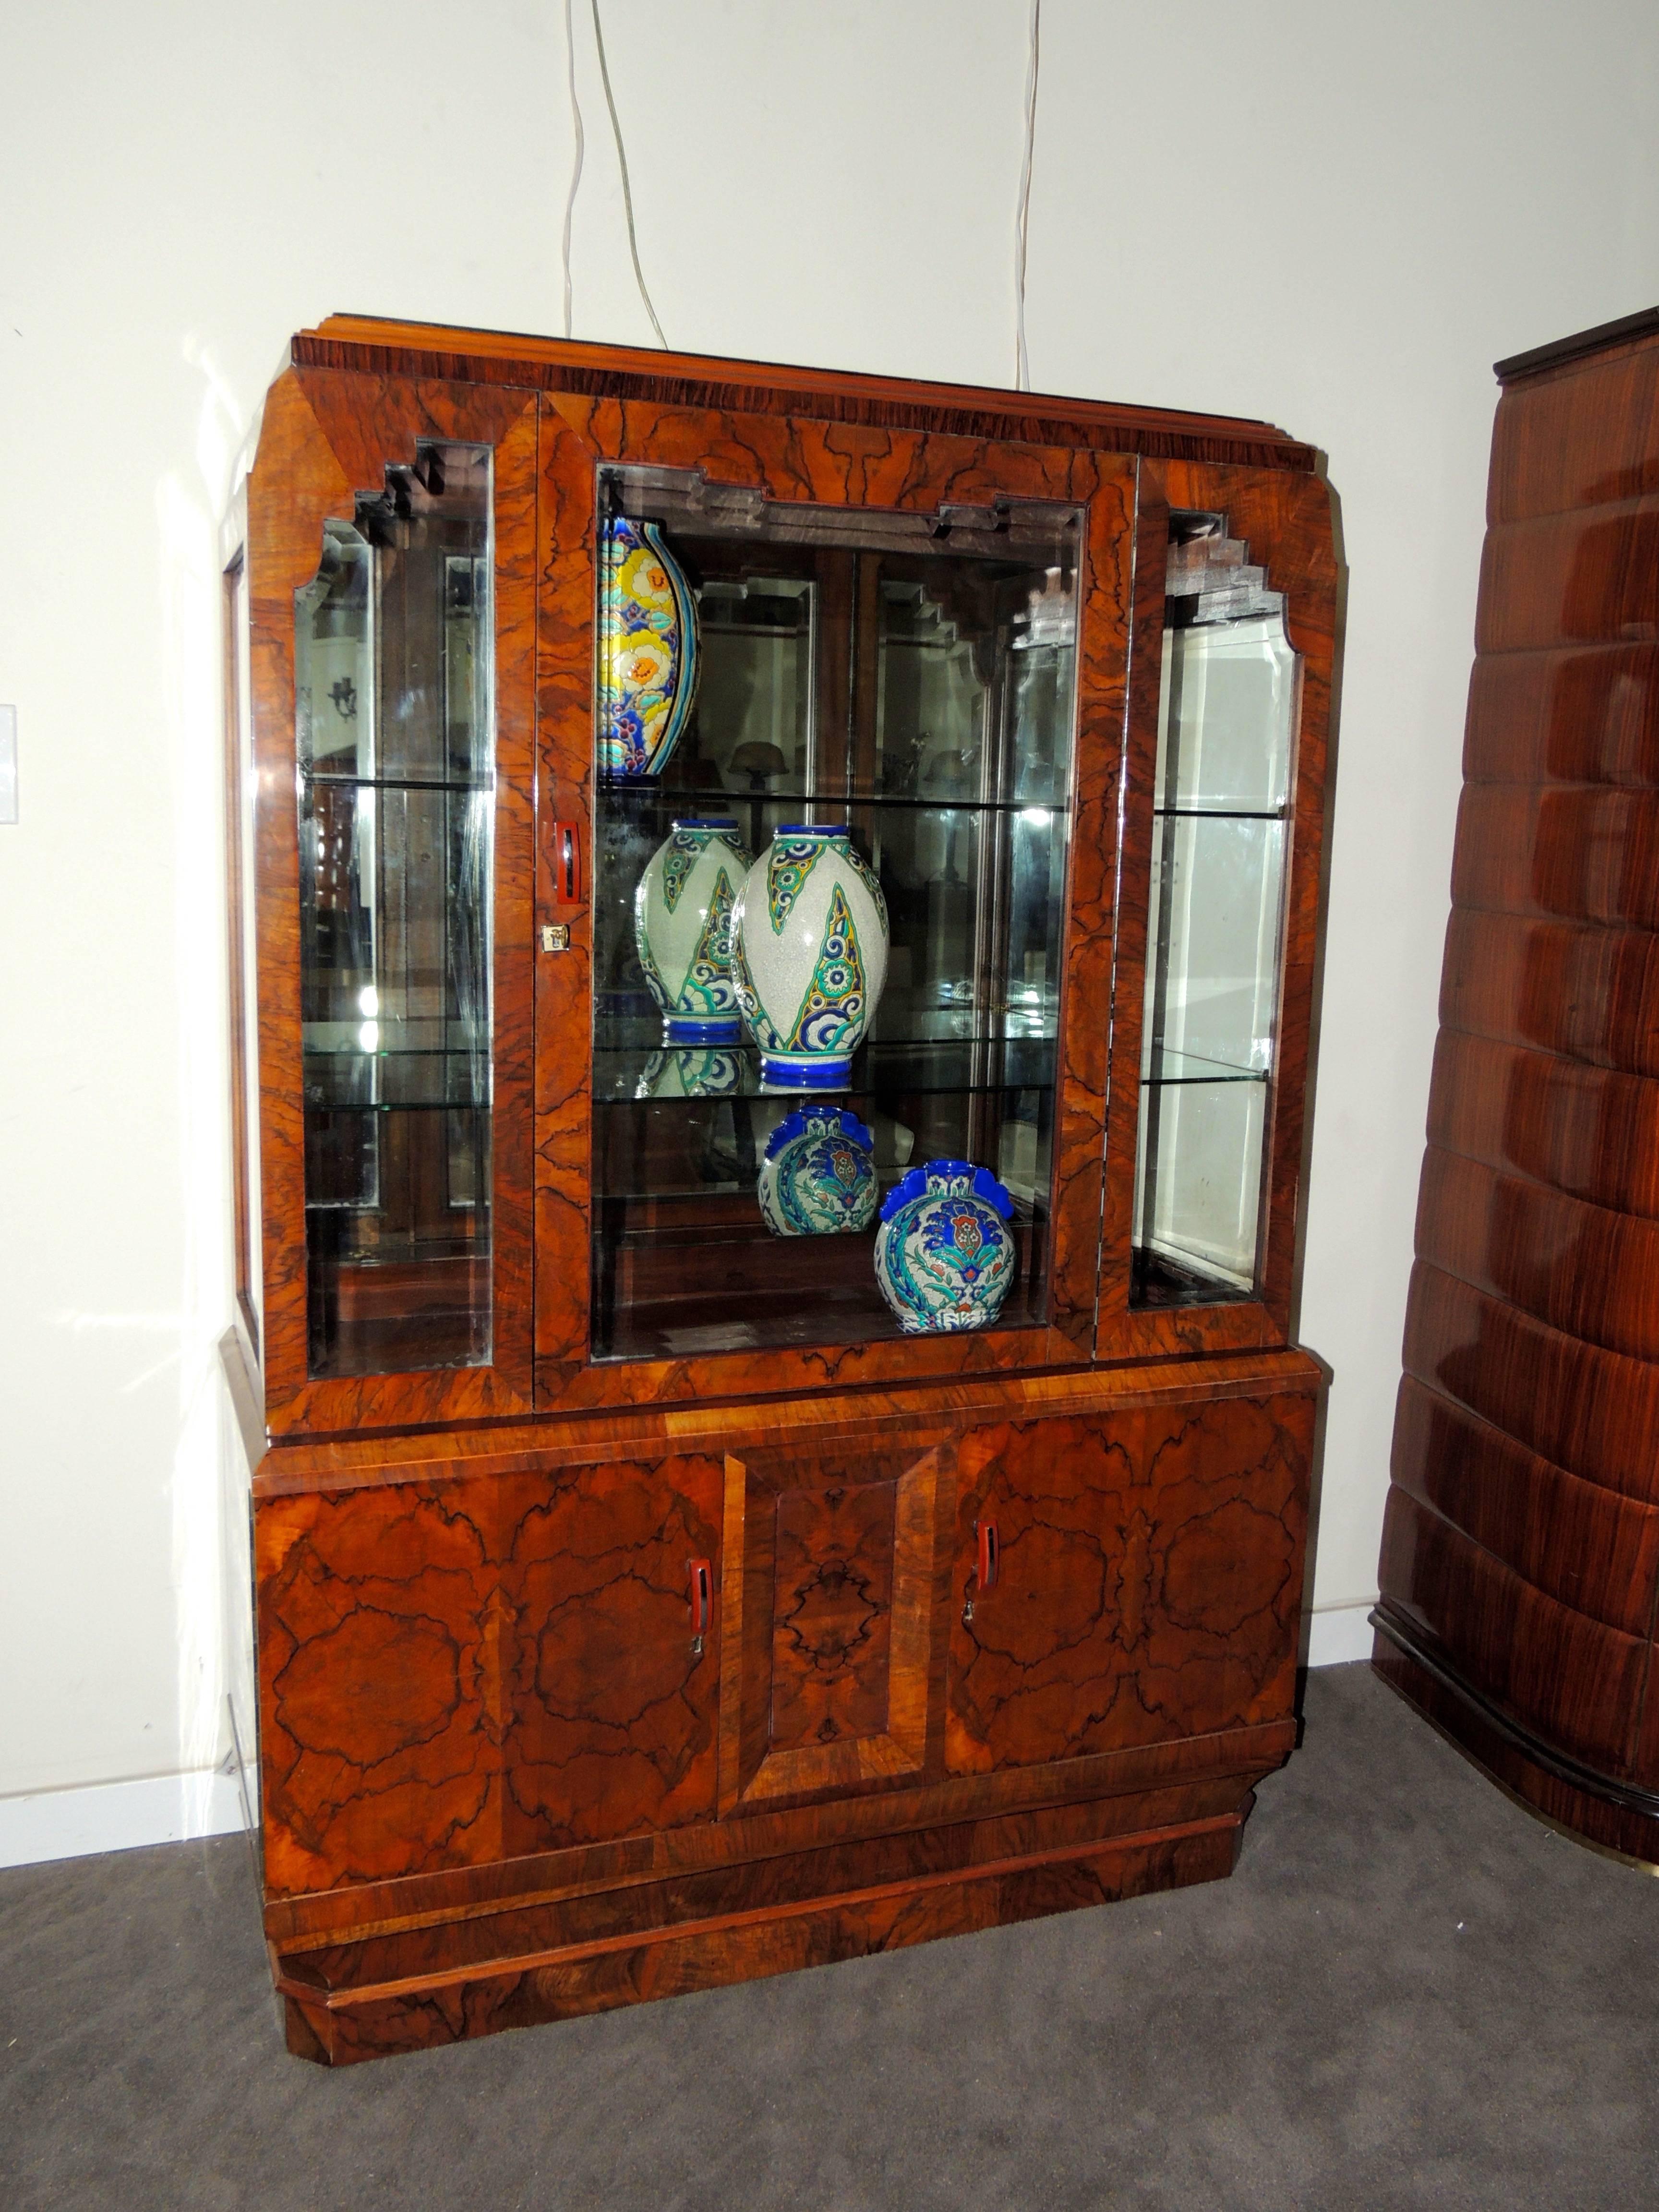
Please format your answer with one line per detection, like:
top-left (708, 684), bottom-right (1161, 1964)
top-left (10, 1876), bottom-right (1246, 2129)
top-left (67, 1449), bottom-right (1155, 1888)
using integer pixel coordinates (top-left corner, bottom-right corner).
top-left (0, 1767), bottom-right (247, 1872)
top-left (1306, 1600), bottom-right (1378, 1668)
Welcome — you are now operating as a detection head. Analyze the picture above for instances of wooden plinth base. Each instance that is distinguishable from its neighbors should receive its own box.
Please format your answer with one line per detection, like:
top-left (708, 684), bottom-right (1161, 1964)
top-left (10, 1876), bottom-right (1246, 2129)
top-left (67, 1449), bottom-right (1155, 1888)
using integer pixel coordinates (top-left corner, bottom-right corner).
top-left (272, 1795), bottom-right (1251, 2065)
top-left (1371, 1614), bottom-right (1659, 1866)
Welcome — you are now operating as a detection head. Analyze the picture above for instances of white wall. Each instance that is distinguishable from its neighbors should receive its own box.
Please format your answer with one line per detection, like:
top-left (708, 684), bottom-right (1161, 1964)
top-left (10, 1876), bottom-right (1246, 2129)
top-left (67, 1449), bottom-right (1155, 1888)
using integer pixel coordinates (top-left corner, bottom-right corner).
top-left (3, 0), bottom-right (1657, 1845)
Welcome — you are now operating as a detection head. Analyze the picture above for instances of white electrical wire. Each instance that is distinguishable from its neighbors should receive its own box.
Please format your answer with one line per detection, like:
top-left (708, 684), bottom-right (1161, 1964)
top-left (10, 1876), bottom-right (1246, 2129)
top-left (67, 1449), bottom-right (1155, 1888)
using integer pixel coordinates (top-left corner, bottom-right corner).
top-left (560, 0), bottom-right (585, 339)
top-left (1014, 0), bottom-right (1041, 391)
top-left (592, 0), bottom-right (670, 349)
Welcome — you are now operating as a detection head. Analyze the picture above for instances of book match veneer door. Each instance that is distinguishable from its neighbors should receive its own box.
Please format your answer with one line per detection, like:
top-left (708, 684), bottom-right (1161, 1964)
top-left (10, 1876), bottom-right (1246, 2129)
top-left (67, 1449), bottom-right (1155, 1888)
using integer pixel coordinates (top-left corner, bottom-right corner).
top-left (948, 1389), bottom-right (1314, 1773)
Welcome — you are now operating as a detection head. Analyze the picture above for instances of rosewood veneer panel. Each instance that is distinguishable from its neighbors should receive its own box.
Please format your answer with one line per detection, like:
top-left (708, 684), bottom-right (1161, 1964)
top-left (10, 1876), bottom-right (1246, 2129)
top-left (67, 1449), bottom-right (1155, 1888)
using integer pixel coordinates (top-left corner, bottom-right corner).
top-left (1391, 1376), bottom-right (1659, 1636)
top-left (1464, 645), bottom-right (1659, 788)
top-left (1379, 1487), bottom-right (1647, 1774)
top-left (1427, 1031), bottom-right (1659, 1219)
top-left (1382, 313), bottom-right (1659, 1842)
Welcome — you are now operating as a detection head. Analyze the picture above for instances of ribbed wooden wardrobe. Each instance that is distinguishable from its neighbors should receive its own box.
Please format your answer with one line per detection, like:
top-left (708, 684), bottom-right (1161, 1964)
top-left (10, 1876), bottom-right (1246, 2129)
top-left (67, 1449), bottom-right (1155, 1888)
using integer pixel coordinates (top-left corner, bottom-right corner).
top-left (1375, 306), bottom-right (1659, 1861)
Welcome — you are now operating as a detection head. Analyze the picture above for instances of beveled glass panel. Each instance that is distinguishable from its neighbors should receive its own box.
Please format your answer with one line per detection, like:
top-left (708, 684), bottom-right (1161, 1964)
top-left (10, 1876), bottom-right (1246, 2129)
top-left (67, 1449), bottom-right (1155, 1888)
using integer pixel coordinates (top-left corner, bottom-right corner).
top-left (590, 467), bottom-right (1080, 1361)
top-left (1132, 514), bottom-right (1296, 1308)
top-left (295, 443), bottom-right (494, 1377)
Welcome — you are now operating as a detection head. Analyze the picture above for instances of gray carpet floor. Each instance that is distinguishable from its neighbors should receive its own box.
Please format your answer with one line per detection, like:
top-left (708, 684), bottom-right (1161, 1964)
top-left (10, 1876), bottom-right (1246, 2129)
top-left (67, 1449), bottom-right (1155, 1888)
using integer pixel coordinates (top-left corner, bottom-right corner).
top-left (4, 1661), bottom-right (1657, 2212)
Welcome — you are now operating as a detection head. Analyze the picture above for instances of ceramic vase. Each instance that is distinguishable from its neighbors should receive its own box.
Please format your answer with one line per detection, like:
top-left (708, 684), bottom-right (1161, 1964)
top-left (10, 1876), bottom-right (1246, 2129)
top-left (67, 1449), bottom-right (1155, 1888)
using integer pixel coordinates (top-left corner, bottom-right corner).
top-left (731, 824), bottom-right (889, 1088)
top-left (634, 817), bottom-right (752, 1042)
top-left (599, 516), bottom-right (700, 780)
top-left (634, 1046), bottom-right (742, 1099)
top-left (873, 1160), bottom-right (1017, 1334)
top-left (757, 1106), bottom-right (878, 1237)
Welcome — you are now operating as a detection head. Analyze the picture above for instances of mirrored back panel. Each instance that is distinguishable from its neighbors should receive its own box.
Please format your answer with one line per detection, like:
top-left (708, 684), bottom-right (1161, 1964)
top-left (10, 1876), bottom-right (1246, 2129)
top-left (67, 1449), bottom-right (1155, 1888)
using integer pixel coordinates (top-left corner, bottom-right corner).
top-left (295, 442), bottom-right (495, 1376)
top-left (1132, 512), bottom-right (1298, 1307)
top-left (591, 468), bottom-right (1080, 1362)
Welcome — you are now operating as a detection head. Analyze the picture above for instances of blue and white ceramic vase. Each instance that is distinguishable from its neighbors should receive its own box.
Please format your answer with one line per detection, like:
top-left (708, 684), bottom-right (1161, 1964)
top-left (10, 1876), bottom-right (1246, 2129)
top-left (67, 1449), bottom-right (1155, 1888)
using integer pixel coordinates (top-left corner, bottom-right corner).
top-left (599, 516), bottom-right (700, 780)
top-left (731, 825), bottom-right (889, 1088)
top-left (635, 816), bottom-right (752, 1042)
top-left (873, 1160), bottom-right (1017, 1334)
top-left (757, 1106), bottom-right (878, 1237)
top-left (634, 1046), bottom-right (742, 1099)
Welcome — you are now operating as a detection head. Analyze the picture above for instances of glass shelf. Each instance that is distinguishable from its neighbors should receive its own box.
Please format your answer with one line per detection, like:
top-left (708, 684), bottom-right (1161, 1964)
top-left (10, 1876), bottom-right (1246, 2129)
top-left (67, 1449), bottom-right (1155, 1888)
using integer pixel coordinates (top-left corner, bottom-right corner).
top-left (1142, 1046), bottom-right (1269, 1087)
top-left (596, 1033), bottom-right (1057, 1104)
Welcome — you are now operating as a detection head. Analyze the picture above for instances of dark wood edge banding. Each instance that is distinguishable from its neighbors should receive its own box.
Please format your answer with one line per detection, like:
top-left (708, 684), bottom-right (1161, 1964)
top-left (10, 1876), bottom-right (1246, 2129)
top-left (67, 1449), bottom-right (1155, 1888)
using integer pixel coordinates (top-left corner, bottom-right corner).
top-left (293, 321), bottom-right (1317, 472)
top-left (1494, 305), bottom-right (1659, 385)
top-left (1370, 1598), bottom-right (1659, 1819)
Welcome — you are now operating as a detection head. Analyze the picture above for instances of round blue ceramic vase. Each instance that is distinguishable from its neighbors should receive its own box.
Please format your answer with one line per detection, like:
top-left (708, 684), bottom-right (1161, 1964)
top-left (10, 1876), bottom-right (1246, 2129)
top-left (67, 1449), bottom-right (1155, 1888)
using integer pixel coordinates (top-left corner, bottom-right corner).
top-left (873, 1159), bottom-right (1016, 1333)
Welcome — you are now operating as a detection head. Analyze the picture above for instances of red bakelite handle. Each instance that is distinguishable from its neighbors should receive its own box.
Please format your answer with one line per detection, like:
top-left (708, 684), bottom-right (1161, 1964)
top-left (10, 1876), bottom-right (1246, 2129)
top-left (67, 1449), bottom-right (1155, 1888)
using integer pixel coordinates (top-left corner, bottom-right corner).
top-left (687, 1558), bottom-right (712, 1638)
top-left (551, 817), bottom-right (583, 905)
top-left (976, 1518), bottom-right (999, 1593)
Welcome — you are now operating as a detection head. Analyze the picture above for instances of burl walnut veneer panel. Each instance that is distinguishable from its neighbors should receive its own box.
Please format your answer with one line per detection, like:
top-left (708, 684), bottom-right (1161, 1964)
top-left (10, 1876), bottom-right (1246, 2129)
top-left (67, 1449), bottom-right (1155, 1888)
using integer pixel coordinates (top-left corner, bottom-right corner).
top-left (1378, 312), bottom-right (1659, 1858)
top-left (949, 1394), bottom-right (1311, 1772)
top-left (259, 1451), bottom-right (722, 1897)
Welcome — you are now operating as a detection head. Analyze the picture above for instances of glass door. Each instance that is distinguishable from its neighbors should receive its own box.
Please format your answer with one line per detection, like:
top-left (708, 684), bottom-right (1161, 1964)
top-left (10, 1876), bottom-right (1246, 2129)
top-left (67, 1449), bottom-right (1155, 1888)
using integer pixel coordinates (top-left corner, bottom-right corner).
top-left (587, 470), bottom-right (1081, 1363)
top-left (1130, 512), bottom-right (1298, 1307)
top-left (294, 444), bottom-right (496, 1376)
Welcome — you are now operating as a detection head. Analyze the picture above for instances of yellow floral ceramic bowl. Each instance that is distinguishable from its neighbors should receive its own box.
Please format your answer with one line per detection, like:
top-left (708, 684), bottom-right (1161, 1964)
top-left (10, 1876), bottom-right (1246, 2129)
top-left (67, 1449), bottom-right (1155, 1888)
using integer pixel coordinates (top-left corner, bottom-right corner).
top-left (599, 516), bottom-right (700, 778)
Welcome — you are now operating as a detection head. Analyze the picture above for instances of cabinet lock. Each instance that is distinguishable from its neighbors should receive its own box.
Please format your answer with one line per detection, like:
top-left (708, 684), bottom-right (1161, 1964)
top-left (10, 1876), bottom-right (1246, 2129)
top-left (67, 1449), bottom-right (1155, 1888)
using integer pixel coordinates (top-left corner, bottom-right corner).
top-left (687, 1557), bottom-right (712, 1659)
top-left (962, 1517), bottom-right (999, 1626)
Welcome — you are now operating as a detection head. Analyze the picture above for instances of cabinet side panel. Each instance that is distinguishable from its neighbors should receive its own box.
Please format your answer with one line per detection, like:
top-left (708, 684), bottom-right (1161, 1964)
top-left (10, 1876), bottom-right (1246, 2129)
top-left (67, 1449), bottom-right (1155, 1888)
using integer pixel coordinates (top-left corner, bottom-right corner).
top-left (251, 370), bottom-right (541, 1434)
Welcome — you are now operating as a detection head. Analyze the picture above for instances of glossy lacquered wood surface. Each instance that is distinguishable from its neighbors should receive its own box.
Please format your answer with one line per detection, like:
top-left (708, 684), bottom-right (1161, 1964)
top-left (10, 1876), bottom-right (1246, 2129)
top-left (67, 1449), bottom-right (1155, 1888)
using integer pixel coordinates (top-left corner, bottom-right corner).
top-left (1381, 321), bottom-right (1659, 1830)
top-left (300, 315), bottom-right (1318, 471)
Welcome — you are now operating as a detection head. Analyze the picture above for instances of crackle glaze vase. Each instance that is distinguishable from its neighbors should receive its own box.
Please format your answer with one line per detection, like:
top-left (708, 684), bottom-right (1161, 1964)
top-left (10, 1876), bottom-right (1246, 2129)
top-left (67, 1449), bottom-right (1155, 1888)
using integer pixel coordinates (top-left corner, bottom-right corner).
top-left (635, 817), bottom-right (752, 1043)
top-left (873, 1160), bottom-right (1016, 1333)
top-left (757, 1106), bottom-right (878, 1238)
top-left (599, 516), bottom-right (699, 779)
top-left (731, 824), bottom-right (889, 1088)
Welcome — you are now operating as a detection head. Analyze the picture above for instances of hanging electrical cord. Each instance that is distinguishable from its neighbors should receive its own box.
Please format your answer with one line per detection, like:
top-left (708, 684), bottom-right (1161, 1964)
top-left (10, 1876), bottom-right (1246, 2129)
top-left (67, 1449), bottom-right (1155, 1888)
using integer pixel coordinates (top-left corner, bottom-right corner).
top-left (560, 0), bottom-right (585, 339)
top-left (1014, 0), bottom-right (1041, 391)
top-left (591, 0), bottom-right (670, 349)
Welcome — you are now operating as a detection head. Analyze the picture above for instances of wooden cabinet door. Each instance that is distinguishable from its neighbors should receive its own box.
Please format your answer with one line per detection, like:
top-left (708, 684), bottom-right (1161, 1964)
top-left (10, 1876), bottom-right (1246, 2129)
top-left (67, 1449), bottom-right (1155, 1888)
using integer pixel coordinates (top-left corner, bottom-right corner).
top-left (501, 1450), bottom-right (724, 1852)
top-left (947, 1392), bottom-right (1313, 1773)
top-left (532, 395), bottom-right (1138, 1414)
top-left (257, 1450), bottom-right (723, 1896)
top-left (717, 1438), bottom-right (956, 1815)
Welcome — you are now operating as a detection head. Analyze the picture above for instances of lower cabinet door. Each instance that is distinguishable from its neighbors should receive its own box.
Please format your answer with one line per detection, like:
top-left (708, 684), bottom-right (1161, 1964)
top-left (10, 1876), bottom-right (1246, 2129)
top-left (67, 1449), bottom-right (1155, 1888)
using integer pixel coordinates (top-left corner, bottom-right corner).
top-left (501, 1451), bottom-right (724, 1851)
top-left (947, 1392), bottom-right (1312, 1773)
top-left (717, 1438), bottom-right (954, 1815)
top-left (257, 1451), bottom-right (723, 1895)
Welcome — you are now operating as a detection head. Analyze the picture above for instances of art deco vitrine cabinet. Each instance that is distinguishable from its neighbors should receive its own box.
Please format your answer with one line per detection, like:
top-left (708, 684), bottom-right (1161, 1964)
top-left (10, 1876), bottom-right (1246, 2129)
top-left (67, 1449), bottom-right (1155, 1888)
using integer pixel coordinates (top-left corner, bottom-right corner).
top-left (221, 316), bottom-right (1337, 2063)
